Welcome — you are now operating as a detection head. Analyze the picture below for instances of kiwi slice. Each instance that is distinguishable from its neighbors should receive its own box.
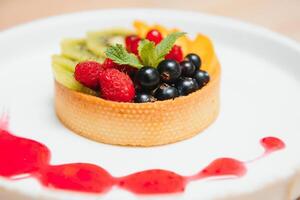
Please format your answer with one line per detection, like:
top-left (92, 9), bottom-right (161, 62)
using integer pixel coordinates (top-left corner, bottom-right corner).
top-left (86, 28), bottom-right (133, 57)
top-left (52, 55), bottom-right (78, 72)
top-left (61, 39), bottom-right (104, 63)
top-left (52, 62), bottom-right (97, 96)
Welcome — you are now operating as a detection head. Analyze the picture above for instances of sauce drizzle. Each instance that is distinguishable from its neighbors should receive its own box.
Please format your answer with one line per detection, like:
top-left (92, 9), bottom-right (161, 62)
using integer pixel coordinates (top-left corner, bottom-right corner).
top-left (0, 117), bottom-right (285, 195)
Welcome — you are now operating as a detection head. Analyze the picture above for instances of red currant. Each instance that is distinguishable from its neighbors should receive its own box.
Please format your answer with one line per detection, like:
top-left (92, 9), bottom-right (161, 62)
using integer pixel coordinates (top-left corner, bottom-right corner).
top-left (165, 45), bottom-right (183, 62)
top-left (146, 29), bottom-right (163, 45)
top-left (125, 35), bottom-right (141, 55)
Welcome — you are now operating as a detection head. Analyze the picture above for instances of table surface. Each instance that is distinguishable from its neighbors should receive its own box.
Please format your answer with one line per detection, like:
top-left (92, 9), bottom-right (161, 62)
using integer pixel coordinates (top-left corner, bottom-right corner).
top-left (1, 0), bottom-right (300, 42)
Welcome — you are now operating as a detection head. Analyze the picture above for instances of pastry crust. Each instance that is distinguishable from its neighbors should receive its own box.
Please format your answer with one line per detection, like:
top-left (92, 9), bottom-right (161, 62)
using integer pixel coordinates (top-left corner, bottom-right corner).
top-left (54, 58), bottom-right (220, 147)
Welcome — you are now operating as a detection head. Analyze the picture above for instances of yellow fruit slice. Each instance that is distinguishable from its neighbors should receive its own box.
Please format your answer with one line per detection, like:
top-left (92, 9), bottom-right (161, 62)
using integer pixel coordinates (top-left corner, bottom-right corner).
top-left (133, 20), bottom-right (217, 74)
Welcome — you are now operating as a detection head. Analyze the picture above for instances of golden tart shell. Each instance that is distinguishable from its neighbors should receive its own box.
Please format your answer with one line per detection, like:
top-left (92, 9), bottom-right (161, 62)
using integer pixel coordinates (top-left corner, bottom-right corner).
top-left (55, 58), bottom-right (220, 147)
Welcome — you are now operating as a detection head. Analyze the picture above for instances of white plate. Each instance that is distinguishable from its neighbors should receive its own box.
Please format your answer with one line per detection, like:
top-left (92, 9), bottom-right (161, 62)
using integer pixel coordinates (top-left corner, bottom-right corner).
top-left (0, 9), bottom-right (300, 200)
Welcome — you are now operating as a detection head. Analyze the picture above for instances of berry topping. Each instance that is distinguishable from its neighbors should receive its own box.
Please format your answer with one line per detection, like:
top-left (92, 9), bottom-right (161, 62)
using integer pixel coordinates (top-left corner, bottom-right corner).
top-left (146, 29), bottom-right (163, 45)
top-left (180, 61), bottom-right (196, 77)
top-left (157, 59), bottom-right (181, 84)
top-left (193, 70), bottom-right (210, 88)
top-left (176, 78), bottom-right (199, 96)
top-left (154, 83), bottom-right (179, 101)
top-left (74, 61), bottom-right (103, 90)
top-left (185, 53), bottom-right (201, 69)
top-left (136, 66), bottom-right (160, 90)
top-left (65, 28), bottom-right (210, 103)
top-left (134, 93), bottom-right (156, 103)
top-left (99, 68), bottom-right (135, 102)
top-left (125, 35), bottom-right (141, 55)
top-left (165, 45), bottom-right (183, 62)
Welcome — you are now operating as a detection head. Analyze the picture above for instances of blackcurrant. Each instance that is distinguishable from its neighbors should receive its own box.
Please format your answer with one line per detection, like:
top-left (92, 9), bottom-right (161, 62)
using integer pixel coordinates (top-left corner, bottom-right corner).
top-left (157, 59), bottom-right (181, 83)
top-left (154, 83), bottom-right (179, 100)
top-left (185, 53), bottom-right (201, 69)
top-left (176, 78), bottom-right (199, 96)
top-left (136, 66), bottom-right (160, 90)
top-left (180, 60), bottom-right (196, 77)
top-left (194, 70), bottom-right (210, 88)
top-left (134, 93), bottom-right (156, 103)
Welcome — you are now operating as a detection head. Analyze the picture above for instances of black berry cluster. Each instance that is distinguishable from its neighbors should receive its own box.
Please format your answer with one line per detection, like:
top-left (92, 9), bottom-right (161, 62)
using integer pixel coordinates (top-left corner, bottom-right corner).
top-left (134, 53), bottom-right (210, 103)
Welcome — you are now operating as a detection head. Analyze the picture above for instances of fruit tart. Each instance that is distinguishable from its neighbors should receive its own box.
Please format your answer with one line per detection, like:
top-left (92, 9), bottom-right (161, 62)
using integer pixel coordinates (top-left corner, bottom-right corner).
top-left (52, 21), bottom-right (221, 146)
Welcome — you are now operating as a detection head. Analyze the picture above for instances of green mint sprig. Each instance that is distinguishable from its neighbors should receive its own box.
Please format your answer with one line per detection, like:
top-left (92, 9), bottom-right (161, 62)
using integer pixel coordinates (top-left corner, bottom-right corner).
top-left (105, 32), bottom-right (186, 68)
top-left (105, 44), bottom-right (143, 68)
top-left (138, 40), bottom-right (156, 67)
top-left (139, 32), bottom-right (186, 67)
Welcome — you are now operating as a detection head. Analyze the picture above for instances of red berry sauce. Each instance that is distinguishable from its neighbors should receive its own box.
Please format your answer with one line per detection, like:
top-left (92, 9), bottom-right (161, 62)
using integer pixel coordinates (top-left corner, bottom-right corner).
top-left (261, 136), bottom-right (285, 155)
top-left (39, 164), bottom-right (115, 193)
top-left (0, 116), bottom-right (285, 195)
top-left (190, 158), bottom-right (246, 181)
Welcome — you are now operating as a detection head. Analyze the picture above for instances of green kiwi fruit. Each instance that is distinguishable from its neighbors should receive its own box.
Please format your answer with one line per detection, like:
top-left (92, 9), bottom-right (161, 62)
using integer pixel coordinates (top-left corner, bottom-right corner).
top-left (52, 28), bottom-right (134, 95)
top-left (86, 28), bottom-right (133, 57)
top-left (52, 55), bottom-right (78, 72)
top-left (61, 39), bottom-right (104, 63)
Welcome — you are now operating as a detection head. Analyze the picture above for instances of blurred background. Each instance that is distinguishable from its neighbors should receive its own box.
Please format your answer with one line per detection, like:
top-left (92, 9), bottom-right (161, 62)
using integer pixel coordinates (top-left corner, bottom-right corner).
top-left (1, 0), bottom-right (300, 41)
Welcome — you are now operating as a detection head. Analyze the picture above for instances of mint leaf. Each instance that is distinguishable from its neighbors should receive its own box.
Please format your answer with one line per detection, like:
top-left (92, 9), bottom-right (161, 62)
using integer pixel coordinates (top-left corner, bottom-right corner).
top-left (138, 39), bottom-right (156, 67)
top-left (106, 32), bottom-right (186, 69)
top-left (105, 44), bottom-right (143, 68)
top-left (138, 32), bottom-right (186, 67)
top-left (155, 32), bottom-right (186, 62)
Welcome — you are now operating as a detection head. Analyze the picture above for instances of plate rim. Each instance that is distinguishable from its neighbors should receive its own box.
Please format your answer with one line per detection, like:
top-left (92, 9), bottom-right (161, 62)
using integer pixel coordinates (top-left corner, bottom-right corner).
top-left (1, 8), bottom-right (300, 51)
top-left (0, 8), bottom-right (300, 200)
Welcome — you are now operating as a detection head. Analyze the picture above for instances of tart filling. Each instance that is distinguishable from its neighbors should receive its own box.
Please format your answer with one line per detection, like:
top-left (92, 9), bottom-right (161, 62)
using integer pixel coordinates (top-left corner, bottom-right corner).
top-left (52, 21), bottom-right (221, 146)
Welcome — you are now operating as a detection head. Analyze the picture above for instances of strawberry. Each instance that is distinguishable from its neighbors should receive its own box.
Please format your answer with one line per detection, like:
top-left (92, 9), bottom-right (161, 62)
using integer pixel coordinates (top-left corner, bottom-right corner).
top-left (102, 58), bottom-right (137, 78)
top-left (99, 68), bottom-right (135, 102)
top-left (165, 45), bottom-right (183, 62)
top-left (102, 58), bottom-right (117, 69)
top-left (74, 61), bottom-right (102, 90)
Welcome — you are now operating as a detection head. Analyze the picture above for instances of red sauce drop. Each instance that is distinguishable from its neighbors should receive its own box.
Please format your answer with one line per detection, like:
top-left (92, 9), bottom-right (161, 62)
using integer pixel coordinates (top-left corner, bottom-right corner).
top-left (198, 158), bottom-right (246, 178)
top-left (39, 164), bottom-right (114, 193)
top-left (0, 118), bottom-right (286, 195)
top-left (119, 169), bottom-right (186, 194)
top-left (0, 130), bottom-right (50, 178)
top-left (261, 136), bottom-right (285, 154)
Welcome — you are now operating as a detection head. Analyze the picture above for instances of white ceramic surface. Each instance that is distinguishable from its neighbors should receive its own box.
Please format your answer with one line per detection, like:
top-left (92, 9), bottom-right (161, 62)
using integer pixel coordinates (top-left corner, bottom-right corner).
top-left (0, 9), bottom-right (300, 200)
